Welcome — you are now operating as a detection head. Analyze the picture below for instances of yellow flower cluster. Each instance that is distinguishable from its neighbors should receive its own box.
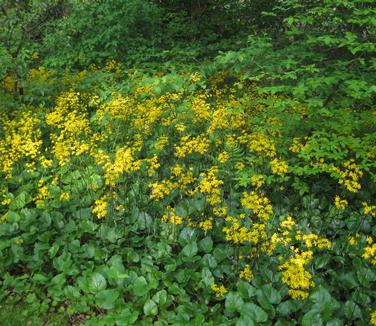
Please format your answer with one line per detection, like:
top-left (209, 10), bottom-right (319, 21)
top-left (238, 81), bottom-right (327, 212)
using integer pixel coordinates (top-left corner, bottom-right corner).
top-left (34, 181), bottom-right (50, 207)
top-left (348, 235), bottom-right (359, 246)
top-left (27, 66), bottom-right (51, 83)
top-left (92, 195), bottom-right (109, 219)
top-left (60, 192), bottom-right (70, 201)
top-left (239, 264), bottom-right (253, 282)
top-left (299, 234), bottom-right (332, 250)
top-left (278, 250), bottom-right (315, 300)
top-left (0, 111), bottom-right (42, 178)
top-left (363, 244), bottom-right (376, 265)
top-left (1, 197), bottom-right (11, 206)
top-left (170, 165), bottom-right (196, 194)
top-left (289, 137), bottom-right (305, 153)
top-left (96, 96), bottom-right (133, 122)
top-left (191, 94), bottom-right (211, 121)
top-left (331, 160), bottom-right (363, 193)
top-left (149, 179), bottom-right (175, 201)
top-left (190, 72), bottom-right (201, 83)
top-left (250, 175), bottom-right (265, 189)
top-left (147, 155), bottom-right (160, 177)
top-left (174, 135), bottom-right (210, 158)
top-left (263, 216), bottom-right (331, 258)
top-left (208, 108), bottom-right (229, 133)
top-left (211, 283), bottom-right (227, 298)
top-left (101, 146), bottom-right (141, 187)
top-left (363, 202), bottom-right (376, 218)
top-left (46, 91), bottom-right (91, 166)
top-left (161, 206), bottom-right (183, 225)
top-left (371, 311), bottom-right (376, 326)
top-left (239, 132), bottom-right (276, 158)
top-left (199, 218), bottom-right (213, 231)
top-left (280, 216), bottom-right (295, 229)
top-left (105, 59), bottom-right (121, 74)
top-left (223, 217), bottom-right (266, 244)
top-left (213, 206), bottom-right (228, 217)
top-left (133, 99), bottom-right (164, 134)
top-left (3, 75), bottom-right (15, 92)
top-left (218, 151), bottom-right (229, 164)
top-left (334, 196), bottom-right (348, 210)
top-left (197, 166), bottom-right (224, 205)
top-left (241, 191), bottom-right (273, 220)
top-left (270, 158), bottom-right (289, 176)
top-left (155, 136), bottom-right (169, 151)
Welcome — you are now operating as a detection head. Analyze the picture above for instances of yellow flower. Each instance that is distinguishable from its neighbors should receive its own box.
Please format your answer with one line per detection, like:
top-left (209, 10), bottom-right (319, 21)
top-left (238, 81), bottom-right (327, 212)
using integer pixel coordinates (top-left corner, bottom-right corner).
top-left (270, 158), bottom-right (288, 176)
top-left (250, 175), bottom-right (265, 189)
top-left (190, 72), bottom-right (201, 83)
top-left (334, 196), bottom-right (348, 210)
top-left (170, 215), bottom-right (183, 225)
top-left (155, 136), bottom-right (169, 150)
top-left (197, 166), bottom-right (223, 206)
top-left (336, 160), bottom-right (363, 193)
top-left (279, 250), bottom-right (314, 300)
top-left (60, 192), bottom-right (70, 201)
top-left (289, 138), bottom-right (304, 153)
top-left (34, 184), bottom-right (50, 207)
top-left (363, 244), bottom-right (376, 265)
top-left (363, 202), bottom-right (376, 218)
top-left (175, 123), bottom-right (187, 132)
top-left (92, 196), bottom-right (109, 219)
top-left (281, 216), bottom-right (295, 230)
top-left (174, 135), bottom-right (210, 158)
top-left (149, 180), bottom-right (175, 201)
top-left (370, 310), bottom-right (376, 326)
top-left (191, 94), bottom-right (211, 122)
top-left (213, 206), bottom-right (228, 217)
top-left (239, 264), bottom-right (253, 282)
top-left (1, 198), bottom-right (11, 206)
top-left (162, 206), bottom-right (183, 225)
top-left (211, 283), bottom-right (227, 298)
top-left (241, 191), bottom-right (273, 220)
top-left (218, 151), bottom-right (229, 164)
top-left (235, 162), bottom-right (245, 171)
top-left (348, 236), bottom-right (358, 246)
top-left (199, 218), bottom-right (213, 231)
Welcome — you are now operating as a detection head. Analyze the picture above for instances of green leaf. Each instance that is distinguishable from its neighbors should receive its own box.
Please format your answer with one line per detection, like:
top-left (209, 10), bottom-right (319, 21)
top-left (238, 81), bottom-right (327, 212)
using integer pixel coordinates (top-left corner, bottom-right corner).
top-left (337, 272), bottom-right (358, 289)
top-left (314, 255), bottom-right (330, 269)
top-left (344, 300), bottom-right (362, 320)
top-left (89, 272), bottom-right (107, 293)
top-left (310, 285), bottom-right (340, 319)
top-left (237, 281), bottom-right (256, 299)
top-left (9, 192), bottom-right (32, 210)
top-left (32, 273), bottom-right (48, 283)
top-left (310, 285), bottom-right (331, 304)
top-left (95, 289), bottom-right (119, 310)
top-left (49, 244), bottom-right (60, 258)
top-left (325, 320), bottom-right (342, 326)
top-left (199, 237), bottom-right (213, 253)
top-left (143, 299), bottom-right (158, 316)
top-left (301, 310), bottom-right (323, 326)
top-left (277, 301), bottom-right (296, 316)
top-left (256, 284), bottom-right (282, 305)
top-left (240, 303), bottom-right (268, 323)
top-left (133, 276), bottom-right (148, 296)
top-left (356, 266), bottom-right (376, 286)
top-left (201, 267), bottom-right (214, 287)
top-left (152, 289), bottom-right (167, 306)
top-left (182, 242), bottom-right (198, 257)
top-left (236, 317), bottom-right (255, 326)
top-left (225, 292), bottom-right (244, 314)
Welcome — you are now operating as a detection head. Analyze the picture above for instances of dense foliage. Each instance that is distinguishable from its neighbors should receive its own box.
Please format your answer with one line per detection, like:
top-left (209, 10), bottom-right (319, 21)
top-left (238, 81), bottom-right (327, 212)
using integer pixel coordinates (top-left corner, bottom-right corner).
top-left (1, 0), bottom-right (375, 325)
